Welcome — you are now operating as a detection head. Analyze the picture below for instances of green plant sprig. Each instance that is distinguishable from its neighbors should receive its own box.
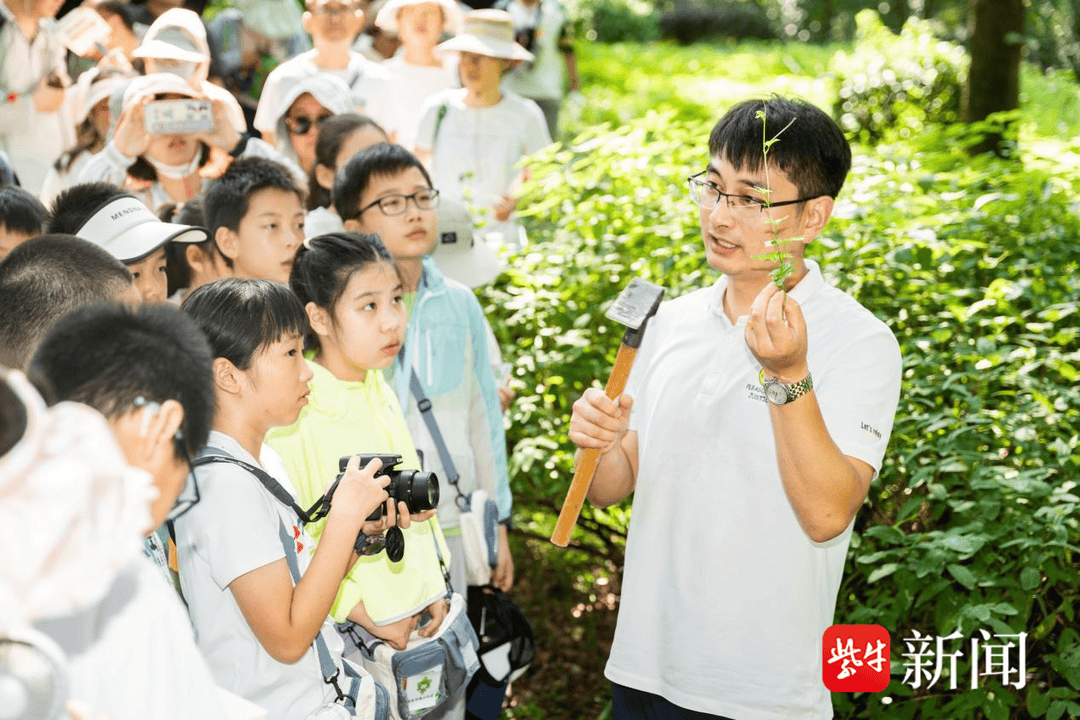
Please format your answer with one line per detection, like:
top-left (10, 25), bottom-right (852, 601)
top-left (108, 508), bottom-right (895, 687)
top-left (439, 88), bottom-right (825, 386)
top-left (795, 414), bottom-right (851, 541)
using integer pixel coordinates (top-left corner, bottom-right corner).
top-left (753, 108), bottom-right (803, 290)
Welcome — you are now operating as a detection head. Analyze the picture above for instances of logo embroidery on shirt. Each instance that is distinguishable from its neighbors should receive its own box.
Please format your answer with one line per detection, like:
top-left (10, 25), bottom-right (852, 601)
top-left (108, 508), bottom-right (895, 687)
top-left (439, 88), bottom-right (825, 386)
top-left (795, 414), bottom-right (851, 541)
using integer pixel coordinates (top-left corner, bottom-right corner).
top-left (292, 525), bottom-right (304, 553)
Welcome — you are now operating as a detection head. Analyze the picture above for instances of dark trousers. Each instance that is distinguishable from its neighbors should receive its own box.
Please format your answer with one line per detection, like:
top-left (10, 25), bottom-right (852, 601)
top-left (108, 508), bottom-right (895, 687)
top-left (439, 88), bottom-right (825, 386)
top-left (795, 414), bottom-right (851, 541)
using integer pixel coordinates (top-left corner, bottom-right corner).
top-left (611, 683), bottom-right (736, 720)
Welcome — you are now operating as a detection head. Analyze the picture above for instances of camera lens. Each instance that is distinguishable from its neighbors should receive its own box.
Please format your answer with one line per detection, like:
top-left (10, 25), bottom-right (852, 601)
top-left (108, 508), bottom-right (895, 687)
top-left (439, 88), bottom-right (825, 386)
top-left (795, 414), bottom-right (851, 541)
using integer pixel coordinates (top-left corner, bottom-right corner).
top-left (402, 470), bottom-right (439, 514)
top-left (364, 470), bottom-right (440, 521)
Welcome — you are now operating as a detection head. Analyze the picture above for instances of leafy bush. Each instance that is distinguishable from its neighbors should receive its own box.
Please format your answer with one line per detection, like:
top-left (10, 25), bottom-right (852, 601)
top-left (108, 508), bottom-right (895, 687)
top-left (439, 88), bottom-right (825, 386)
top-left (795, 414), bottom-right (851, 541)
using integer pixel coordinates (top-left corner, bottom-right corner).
top-left (831, 9), bottom-right (968, 144)
top-left (484, 102), bottom-right (1080, 717)
top-left (571, 0), bottom-right (660, 43)
top-left (658, 4), bottom-right (778, 45)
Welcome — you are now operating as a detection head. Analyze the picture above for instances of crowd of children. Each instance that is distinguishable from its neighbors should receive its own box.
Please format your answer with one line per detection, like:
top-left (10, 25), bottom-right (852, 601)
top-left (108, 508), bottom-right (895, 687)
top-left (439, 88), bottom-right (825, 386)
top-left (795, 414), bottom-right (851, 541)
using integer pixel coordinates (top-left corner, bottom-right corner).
top-left (0, 0), bottom-right (578, 718)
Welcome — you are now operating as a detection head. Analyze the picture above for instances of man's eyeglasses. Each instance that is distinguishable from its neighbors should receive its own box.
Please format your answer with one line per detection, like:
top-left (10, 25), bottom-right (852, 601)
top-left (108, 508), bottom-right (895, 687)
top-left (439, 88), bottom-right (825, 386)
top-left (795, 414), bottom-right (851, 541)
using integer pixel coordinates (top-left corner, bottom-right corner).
top-left (312, 2), bottom-right (355, 17)
top-left (285, 113), bottom-right (332, 136)
top-left (687, 171), bottom-right (818, 222)
top-left (357, 188), bottom-right (440, 217)
top-left (168, 443), bottom-right (201, 523)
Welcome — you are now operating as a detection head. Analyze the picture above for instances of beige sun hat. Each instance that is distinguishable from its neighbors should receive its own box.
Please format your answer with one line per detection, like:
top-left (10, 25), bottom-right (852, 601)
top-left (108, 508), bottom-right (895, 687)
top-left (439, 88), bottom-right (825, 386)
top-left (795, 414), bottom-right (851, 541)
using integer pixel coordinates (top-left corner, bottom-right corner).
top-left (376, 0), bottom-right (463, 34)
top-left (436, 9), bottom-right (534, 62)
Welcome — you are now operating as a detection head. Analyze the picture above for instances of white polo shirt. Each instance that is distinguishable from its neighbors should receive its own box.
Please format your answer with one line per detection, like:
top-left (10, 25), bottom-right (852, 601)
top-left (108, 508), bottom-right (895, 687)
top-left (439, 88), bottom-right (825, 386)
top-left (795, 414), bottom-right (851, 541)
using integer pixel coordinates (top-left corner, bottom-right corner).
top-left (605, 259), bottom-right (902, 719)
top-left (174, 431), bottom-right (347, 720)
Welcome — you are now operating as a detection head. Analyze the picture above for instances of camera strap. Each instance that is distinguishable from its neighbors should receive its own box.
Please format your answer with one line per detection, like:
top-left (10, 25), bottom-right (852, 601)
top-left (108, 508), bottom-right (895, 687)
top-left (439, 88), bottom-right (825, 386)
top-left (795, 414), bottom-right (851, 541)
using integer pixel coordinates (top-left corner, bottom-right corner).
top-left (192, 450), bottom-right (360, 708)
top-left (192, 453), bottom-right (333, 525)
top-left (408, 369), bottom-right (470, 513)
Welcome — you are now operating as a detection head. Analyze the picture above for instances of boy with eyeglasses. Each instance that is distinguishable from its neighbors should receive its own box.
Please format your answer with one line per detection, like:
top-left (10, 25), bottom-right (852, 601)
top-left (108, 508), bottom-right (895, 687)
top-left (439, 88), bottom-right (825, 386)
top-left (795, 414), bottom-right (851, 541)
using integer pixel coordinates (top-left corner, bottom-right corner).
top-left (335, 142), bottom-right (516, 604)
top-left (254, 0), bottom-right (397, 149)
top-left (568, 97), bottom-right (903, 720)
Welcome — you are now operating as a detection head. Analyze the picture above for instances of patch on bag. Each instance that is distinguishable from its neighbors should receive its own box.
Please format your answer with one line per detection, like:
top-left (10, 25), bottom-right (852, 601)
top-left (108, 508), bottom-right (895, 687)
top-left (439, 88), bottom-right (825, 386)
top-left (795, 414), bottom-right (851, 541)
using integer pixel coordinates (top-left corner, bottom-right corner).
top-left (402, 667), bottom-right (443, 715)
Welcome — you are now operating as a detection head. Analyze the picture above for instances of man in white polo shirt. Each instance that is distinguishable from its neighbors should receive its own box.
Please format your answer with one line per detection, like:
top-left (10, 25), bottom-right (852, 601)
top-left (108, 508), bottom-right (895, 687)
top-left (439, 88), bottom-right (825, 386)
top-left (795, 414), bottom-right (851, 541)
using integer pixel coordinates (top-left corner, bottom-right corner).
top-left (568, 97), bottom-right (902, 720)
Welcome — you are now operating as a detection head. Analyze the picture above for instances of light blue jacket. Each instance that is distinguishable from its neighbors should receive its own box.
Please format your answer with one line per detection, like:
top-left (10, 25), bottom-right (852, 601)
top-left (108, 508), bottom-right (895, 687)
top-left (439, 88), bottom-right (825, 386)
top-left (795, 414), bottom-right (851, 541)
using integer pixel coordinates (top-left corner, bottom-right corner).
top-left (392, 257), bottom-right (512, 526)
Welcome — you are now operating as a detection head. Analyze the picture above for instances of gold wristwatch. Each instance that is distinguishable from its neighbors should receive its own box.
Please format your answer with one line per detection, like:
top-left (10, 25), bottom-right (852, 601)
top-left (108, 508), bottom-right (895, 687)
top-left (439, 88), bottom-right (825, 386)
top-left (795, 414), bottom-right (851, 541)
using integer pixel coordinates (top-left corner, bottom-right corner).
top-left (759, 369), bottom-right (814, 406)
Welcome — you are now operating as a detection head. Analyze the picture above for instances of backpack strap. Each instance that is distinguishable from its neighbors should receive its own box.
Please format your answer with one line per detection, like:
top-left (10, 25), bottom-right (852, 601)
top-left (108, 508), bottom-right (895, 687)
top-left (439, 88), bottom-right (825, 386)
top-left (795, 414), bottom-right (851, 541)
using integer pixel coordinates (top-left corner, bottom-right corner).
top-left (432, 104), bottom-right (449, 150)
top-left (408, 368), bottom-right (469, 512)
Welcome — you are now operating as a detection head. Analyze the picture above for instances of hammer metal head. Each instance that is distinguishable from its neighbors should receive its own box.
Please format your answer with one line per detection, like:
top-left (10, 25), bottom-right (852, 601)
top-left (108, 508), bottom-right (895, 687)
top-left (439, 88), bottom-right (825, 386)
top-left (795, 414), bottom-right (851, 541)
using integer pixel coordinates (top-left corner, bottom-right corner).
top-left (606, 278), bottom-right (665, 349)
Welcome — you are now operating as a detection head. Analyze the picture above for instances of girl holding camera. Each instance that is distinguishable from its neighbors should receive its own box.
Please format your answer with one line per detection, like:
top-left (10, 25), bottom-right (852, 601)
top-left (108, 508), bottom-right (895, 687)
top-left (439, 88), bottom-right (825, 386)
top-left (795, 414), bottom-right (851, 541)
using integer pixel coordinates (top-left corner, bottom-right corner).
top-left (176, 278), bottom-right (393, 720)
top-left (266, 232), bottom-right (454, 657)
top-left (77, 73), bottom-right (300, 213)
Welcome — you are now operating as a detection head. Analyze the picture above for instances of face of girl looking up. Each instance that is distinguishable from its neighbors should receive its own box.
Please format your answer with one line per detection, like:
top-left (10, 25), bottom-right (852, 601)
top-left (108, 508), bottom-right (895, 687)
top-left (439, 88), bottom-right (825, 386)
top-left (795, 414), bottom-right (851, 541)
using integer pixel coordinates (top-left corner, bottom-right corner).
top-left (307, 261), bottom-right (406, 382)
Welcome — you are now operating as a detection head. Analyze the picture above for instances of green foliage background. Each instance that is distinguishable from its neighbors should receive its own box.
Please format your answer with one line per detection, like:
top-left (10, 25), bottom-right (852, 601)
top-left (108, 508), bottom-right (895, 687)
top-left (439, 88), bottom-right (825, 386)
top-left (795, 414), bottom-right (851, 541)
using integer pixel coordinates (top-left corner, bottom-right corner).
top-left (484, 27), bottom-right (1080, 720)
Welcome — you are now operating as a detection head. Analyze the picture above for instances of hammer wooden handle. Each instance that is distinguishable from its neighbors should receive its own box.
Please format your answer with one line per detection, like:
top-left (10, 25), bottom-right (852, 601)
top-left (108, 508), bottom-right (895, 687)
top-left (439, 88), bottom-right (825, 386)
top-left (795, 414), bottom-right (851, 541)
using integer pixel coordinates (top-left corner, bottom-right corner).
top-left (551, 343), bottom-right (638, 547)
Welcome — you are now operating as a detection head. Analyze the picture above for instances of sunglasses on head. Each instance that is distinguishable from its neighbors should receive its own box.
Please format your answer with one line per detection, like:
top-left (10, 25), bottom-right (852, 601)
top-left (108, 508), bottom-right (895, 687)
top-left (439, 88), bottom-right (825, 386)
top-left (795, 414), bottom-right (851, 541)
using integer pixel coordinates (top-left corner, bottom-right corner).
top-left (285, 113), bottom-right (333, 136)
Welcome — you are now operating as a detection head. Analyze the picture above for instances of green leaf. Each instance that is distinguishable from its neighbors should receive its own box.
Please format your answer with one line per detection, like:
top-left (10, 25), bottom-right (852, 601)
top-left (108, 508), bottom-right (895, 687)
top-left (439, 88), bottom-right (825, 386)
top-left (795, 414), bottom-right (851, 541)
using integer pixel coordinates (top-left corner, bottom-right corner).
top-left (1021, 566), bottom-right (1041, 591)
top-left (947, 563), bottom-right (977, 590)
top-left (868, 563), bottom-right (899, 584)
top-left (1047, 700), bottom-right (1067, 720)
top-left (1027, 686), bottom-right (1051, 716)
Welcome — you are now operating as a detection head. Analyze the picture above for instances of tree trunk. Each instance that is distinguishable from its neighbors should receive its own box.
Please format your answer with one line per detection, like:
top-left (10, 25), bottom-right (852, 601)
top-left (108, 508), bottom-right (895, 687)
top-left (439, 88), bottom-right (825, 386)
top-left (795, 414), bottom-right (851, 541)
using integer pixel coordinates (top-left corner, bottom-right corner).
top-left (962, 0), bottom-right (1024, 156)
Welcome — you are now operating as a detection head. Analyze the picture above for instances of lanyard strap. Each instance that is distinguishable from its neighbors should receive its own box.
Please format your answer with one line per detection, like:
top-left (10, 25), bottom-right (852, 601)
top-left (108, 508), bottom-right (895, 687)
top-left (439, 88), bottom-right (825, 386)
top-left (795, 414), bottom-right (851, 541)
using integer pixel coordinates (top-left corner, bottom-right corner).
top-left (408, 369), bottom-right (470, 512)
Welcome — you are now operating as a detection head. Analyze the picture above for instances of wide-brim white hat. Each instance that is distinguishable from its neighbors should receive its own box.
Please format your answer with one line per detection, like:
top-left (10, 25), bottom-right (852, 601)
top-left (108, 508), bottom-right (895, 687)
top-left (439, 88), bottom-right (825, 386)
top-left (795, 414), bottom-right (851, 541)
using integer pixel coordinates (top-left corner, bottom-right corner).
top-left (430, 199), bottom-right (504, 288)
top-left (76, 195), bottom-right (209, 263)
top-left (436, 9), bottom-right (534, 62)
top-left (132, 10), bottom-right (210, 65)
top-left (376, 0), bottom-right (463, 34)
top-left (123, 72), bottom-right (205, 107)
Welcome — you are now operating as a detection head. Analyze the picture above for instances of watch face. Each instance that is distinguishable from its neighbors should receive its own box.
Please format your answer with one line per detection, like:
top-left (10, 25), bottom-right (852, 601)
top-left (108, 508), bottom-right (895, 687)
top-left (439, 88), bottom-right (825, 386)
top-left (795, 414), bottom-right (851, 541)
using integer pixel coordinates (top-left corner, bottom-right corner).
top-left (765, 382), bottom-right (788, 405)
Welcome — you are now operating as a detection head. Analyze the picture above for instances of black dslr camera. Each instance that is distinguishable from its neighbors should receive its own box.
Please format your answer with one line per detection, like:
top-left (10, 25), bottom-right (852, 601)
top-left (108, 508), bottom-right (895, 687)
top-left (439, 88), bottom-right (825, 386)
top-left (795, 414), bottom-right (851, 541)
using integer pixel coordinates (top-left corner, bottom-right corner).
top-left (319, 454), bottom-right (440, 563)
top-left (336, 453), bottom-right (440, 522)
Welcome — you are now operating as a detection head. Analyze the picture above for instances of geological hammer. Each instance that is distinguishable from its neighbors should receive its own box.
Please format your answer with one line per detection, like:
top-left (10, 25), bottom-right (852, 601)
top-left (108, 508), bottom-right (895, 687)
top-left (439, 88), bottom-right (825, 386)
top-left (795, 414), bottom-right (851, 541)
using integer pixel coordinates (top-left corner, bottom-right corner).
top-left (551, 278), bottom-right (665, 547)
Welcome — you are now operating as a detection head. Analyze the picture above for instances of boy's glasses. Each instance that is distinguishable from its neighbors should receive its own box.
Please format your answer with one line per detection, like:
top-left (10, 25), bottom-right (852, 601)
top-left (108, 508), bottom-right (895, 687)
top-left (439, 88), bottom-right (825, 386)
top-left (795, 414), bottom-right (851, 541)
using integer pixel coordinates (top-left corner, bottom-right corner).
top-left (687, 171), bottom-right (818, 222)
top-left (358, 188), bottom-right (441, 217)
top-left (285, 113), bottom-right (332, 136)
top-left (169, 444), bottom-right (201, 523)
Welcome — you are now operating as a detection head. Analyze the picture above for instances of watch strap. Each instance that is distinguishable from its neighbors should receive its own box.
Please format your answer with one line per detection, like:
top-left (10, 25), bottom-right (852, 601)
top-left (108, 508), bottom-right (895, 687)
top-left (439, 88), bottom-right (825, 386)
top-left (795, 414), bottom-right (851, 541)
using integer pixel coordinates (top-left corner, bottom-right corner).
top-left (759, 370), bottom-right (814, 405)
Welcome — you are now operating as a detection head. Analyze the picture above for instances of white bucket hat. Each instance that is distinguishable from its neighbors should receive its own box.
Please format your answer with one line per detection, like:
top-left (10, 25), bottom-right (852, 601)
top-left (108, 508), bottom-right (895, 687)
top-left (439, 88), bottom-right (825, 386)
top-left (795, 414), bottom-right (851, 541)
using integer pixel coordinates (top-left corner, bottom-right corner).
top-left (132, 9), bottom-right (210, 65)
top-left (76, 195), bottom-right (209, 264)
top-left (122, 72), bottom-right (206, 107)
top-left (430, 199), bottom-right (504, 288)
top-left (72, 68), bottom-right (134, 125)
top-left (376, 0), bottom-right (463, 35)
top-left (436, 9), bottom-right (534, 62)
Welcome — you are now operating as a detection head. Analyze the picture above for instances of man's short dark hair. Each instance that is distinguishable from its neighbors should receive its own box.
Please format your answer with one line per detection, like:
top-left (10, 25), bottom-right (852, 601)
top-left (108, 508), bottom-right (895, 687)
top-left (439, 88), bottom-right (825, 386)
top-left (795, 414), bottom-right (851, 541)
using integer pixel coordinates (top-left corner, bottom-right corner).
top-left (0, 186), bottom-right (48, 236)
top-left (0, 234), bottom-right (133, 369)
top-left (333, 142), bottom-right (433, 222)
top-left (29, 303), bottom-right (214, 461)
top-left (202, 157), bottom-right (304, 268)
top-left (181, 278), bottom-right (308, 372)
top-left (47, 182), bottom-right (131, 236)
top-left (708, 97), bottom-right (852, 200)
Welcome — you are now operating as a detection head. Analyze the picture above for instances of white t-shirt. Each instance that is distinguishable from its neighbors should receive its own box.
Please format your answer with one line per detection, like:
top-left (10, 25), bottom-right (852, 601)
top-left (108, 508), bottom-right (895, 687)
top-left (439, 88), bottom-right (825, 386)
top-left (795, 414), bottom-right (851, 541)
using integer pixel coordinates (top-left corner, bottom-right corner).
top-left (501, 0), bottom-right (567, 100)
top-left (34, 556), bottom-right (229, 719)
top-left (606, 259), bottom-right (902, 719)
top-left (383, 55), bottom-right (458, 150)
top-left (414, 88), bottom-right (550, 216)
top-left (174, 431), bottom-right (348, 720)
top-left (254, 50), bottom-right (396, 137)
